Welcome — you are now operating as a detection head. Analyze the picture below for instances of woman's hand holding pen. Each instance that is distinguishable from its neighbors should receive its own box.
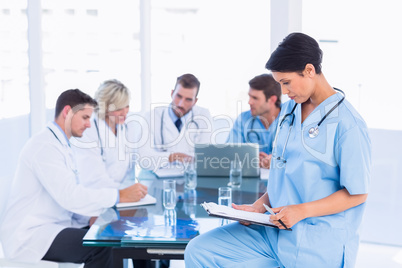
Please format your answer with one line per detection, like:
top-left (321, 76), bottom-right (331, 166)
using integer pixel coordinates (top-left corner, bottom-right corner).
top-left (269, 204), bottom-right (306, 229)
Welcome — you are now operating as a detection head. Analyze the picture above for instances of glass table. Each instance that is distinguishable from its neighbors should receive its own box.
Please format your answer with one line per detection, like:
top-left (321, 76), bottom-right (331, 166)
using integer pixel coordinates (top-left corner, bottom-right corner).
top-left (83, 170), bottom-right (266, 267)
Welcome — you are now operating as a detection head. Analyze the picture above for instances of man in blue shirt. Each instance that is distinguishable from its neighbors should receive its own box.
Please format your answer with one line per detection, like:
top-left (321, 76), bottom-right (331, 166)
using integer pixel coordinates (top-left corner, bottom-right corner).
top-left (226, 74), bottom-right (281, 168)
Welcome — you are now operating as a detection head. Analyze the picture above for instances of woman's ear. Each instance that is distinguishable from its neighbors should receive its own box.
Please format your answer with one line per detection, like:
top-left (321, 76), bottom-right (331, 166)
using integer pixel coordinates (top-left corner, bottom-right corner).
top-left (304, 64), bottom-right (316, 77)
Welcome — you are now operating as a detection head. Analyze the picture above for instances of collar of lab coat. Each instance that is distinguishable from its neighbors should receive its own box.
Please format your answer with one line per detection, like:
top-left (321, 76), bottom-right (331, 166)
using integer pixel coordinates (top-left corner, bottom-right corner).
top-left (95, 117), bottom-right (109, 148)
top-left (96, 117), bottom-right (116, 136)
top-left (47, 121), bottom-right (70, 147)
top-left (168, 105), bottom-right (192, 126)
top-left (94, 117), bottom-right (126, 147)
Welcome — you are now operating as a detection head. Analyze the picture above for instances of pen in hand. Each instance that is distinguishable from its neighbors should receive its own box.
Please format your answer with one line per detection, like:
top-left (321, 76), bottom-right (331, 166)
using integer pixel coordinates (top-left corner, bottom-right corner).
top-left (263, 203), bottom-right (289, 230)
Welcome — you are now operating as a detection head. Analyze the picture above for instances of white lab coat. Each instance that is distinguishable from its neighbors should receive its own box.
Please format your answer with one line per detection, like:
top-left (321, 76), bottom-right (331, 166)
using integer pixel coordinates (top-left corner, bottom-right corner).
top-left (71, 117), bottom-right (132, 189)
top-left (0, 122), bottom-right (118, 263)
top-left (136, 105), bottom-right (213, 170)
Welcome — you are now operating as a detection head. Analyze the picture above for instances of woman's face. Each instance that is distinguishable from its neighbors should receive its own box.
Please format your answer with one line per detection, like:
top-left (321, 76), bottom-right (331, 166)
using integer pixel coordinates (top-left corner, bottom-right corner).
top-left (272, 68), bottom-right (314, 104)
top-left (107, 105), bottom-right (129, 125)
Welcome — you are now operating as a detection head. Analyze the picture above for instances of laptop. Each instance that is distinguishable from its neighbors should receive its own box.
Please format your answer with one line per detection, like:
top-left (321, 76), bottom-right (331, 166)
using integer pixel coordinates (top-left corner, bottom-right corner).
top-left (194, 143), bottom-right (260, 177)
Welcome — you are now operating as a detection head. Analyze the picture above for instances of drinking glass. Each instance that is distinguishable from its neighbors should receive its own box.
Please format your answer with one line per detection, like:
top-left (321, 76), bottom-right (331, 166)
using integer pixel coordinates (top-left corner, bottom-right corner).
top-left (184, 161), bottom-right (197, 189)
top-left (230, 159), bottom-right (242, 187)
top-left (163, 179), bottom-right (177, 209)
top-left (218, 187), bottom-right (232, 225)
top-left (218, 187), bottom-right (232, 207)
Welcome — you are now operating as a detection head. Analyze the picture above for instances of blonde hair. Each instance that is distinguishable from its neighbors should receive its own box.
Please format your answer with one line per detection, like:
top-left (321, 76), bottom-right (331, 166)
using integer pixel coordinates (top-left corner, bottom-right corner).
top-left (95, 79), bottom-right (130, 119)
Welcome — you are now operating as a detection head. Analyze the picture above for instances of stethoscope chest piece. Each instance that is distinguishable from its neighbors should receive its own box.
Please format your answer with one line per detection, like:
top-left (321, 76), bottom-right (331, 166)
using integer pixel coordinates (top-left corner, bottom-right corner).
top-left (308, 126), bottom-right (319, 138)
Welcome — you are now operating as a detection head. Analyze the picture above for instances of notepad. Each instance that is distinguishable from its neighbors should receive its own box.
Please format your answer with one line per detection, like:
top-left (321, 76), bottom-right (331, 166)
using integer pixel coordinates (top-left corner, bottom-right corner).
top-left (116, 194), bottom-right (157, 208)
top-left (260, 168), bottom-right (270, 180)
top-left (154, 166), bottom-right (184, 178)
top-left (201, 202), bottom-right (291, 230)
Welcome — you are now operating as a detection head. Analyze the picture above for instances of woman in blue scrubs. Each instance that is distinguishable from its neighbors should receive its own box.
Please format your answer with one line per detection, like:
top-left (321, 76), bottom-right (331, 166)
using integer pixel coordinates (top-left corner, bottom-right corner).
top-left (184, 32), bottom-right (371, 268)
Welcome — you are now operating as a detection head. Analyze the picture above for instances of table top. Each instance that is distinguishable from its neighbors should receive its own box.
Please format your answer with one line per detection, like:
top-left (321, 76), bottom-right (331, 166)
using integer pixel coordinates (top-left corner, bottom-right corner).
top-left (83, 170), bottom-right (266, 248)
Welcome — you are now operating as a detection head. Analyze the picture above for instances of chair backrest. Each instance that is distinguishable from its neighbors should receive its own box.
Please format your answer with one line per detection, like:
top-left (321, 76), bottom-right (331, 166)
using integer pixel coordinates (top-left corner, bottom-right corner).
top-left (0, 175), bottom-right (13, 226)
top-left (0, 258), bottom-right (83, 268)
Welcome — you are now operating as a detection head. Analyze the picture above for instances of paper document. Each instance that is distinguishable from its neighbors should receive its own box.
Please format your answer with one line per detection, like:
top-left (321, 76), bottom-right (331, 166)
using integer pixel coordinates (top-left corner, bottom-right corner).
top-left (154, 166), bottom-right (185, 178)
top-left (260, 168), bottom-right (270, 180)
top-left (201, 202), bottom-right (291, 230)
top-left (116, 194), bottom-right (157, 208)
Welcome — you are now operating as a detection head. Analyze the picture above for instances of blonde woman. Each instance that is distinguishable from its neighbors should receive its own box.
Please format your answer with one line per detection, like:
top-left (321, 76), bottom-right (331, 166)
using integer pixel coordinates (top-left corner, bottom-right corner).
top-left (72, 79), bottom-right (147, 198)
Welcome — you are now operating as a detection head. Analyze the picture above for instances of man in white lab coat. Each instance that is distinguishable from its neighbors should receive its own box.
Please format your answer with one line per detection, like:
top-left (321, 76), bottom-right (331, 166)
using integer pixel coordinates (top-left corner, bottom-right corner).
top-left (137, 73), bottom-right (214, 171)
top-left (0, 89), bottom-right (147, 267)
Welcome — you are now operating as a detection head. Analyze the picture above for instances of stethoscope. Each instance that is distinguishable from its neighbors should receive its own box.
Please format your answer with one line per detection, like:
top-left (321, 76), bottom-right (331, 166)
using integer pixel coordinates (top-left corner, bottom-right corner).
top-left (47, 126), bottom-right (79, 177)
top-left (159, 107), bottom-right (199, 151)
top-left (94, 118), bottom-right (125, 162)
top-left (308, 88), bottom-right (345, 138)
top-left (246, 117), bottom-right (261, 142)
top-left (272, 88), bottom-right (345, 164)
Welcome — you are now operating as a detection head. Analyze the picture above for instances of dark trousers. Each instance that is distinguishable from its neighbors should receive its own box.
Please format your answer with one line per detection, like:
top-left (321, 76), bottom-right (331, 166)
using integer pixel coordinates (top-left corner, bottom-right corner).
top-left (42, 227), bottom-right (112, 268)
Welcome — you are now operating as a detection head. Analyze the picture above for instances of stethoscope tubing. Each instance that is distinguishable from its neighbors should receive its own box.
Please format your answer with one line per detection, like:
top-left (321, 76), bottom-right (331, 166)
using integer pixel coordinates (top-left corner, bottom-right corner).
top-left (246, 117), bottom-right (261, 142)
top-left (93, 119), bottom-right (104, 160)
top-left (273, 88), bottom-right (345, 162)
top-left (94, 118), bottom-right (125, 162)
top-left (47, 126), bottom-right (79, 176)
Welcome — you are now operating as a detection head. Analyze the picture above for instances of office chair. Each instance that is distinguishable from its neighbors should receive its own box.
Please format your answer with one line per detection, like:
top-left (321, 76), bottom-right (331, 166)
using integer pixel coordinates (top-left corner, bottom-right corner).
top-left (0, 176), bottom-right (83, 268)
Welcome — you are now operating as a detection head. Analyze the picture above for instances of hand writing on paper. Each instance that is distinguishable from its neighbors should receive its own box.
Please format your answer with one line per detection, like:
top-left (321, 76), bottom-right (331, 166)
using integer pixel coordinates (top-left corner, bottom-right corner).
top-left (269, 205), bottom-right (305, 229)
top-left (119, 183), bottom-right (148, 203)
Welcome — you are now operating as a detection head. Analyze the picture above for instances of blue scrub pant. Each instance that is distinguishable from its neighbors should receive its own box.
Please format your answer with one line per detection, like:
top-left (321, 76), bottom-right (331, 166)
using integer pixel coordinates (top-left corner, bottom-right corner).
top-left (184, 222), bottom-right (282, 268)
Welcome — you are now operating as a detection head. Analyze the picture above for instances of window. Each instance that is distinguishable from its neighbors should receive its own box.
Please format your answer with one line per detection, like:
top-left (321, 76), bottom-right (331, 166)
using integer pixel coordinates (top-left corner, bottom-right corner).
top-left (149, 0), bottom-right (271, 118)
top-left (302, 0), bottom-right (402, 130)
top-left (41, 0), bottom-right (142, 113)
top-left (0, 0), bottom-right (30, 178)
top-left (0, 1), bottom-right (29, 119)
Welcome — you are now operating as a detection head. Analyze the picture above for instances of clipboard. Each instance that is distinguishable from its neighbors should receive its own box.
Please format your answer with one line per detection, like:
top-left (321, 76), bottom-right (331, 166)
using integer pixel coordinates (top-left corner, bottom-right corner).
top-left (201, 202), bottom-right (292, 231)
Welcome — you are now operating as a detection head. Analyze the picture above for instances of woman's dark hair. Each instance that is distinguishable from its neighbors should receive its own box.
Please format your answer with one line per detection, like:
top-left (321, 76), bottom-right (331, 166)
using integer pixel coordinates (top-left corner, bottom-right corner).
top-left (265, 32), bottom-right (323, 75)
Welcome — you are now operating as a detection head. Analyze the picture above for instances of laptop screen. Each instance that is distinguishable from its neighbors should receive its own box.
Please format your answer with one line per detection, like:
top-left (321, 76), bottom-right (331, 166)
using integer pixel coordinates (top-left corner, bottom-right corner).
top-left (194, 143), bottom-right (260, 177)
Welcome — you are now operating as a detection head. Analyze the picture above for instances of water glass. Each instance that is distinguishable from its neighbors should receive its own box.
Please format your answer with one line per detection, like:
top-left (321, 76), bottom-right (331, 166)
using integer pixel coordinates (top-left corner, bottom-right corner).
top-left (184, 161), bottom-right (197, 189)
top-left (164, 209), bottom-right (177, 227)
top-left (163, 179), bottom-right (177, 209)
top-left (218, 187), bottom-right (232, 207)
top-left (218, 187), bottom-right (232, 225)
top-left (184, 188), bottom-right (197, 218)
top-left (163, 209), bottom-right (177, 238)
top-left (230, 160), bottom-right (242, 187)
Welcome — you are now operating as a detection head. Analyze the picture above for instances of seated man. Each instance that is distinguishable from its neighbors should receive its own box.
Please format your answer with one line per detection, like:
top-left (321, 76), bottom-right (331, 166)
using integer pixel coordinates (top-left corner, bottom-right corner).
top-left (137, 73), bottom-right (214, 171)
top-left (0, 89), bottom-right (147, 267)
top-left (226, 74), bottom-right (281, 168)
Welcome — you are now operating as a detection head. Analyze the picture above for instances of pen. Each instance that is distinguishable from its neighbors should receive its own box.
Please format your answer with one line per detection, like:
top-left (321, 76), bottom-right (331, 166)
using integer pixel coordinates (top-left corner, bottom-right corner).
top-left (263, 203), bottom-right (289, 230)
top-left (134, 177), bottom-right (141, 184)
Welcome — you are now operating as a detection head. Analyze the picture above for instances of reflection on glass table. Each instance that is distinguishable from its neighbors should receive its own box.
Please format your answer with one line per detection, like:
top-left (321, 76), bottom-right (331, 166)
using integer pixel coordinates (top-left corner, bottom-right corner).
top-left (83, 170), bottom-right (266, 250)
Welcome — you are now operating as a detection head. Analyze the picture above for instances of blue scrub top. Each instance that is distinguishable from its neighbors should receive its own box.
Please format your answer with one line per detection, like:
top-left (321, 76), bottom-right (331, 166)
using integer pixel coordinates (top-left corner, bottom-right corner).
top-left (268, 92), bottom-right (371, 267)
top-left (226, 110), bottom-right (279, 154)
